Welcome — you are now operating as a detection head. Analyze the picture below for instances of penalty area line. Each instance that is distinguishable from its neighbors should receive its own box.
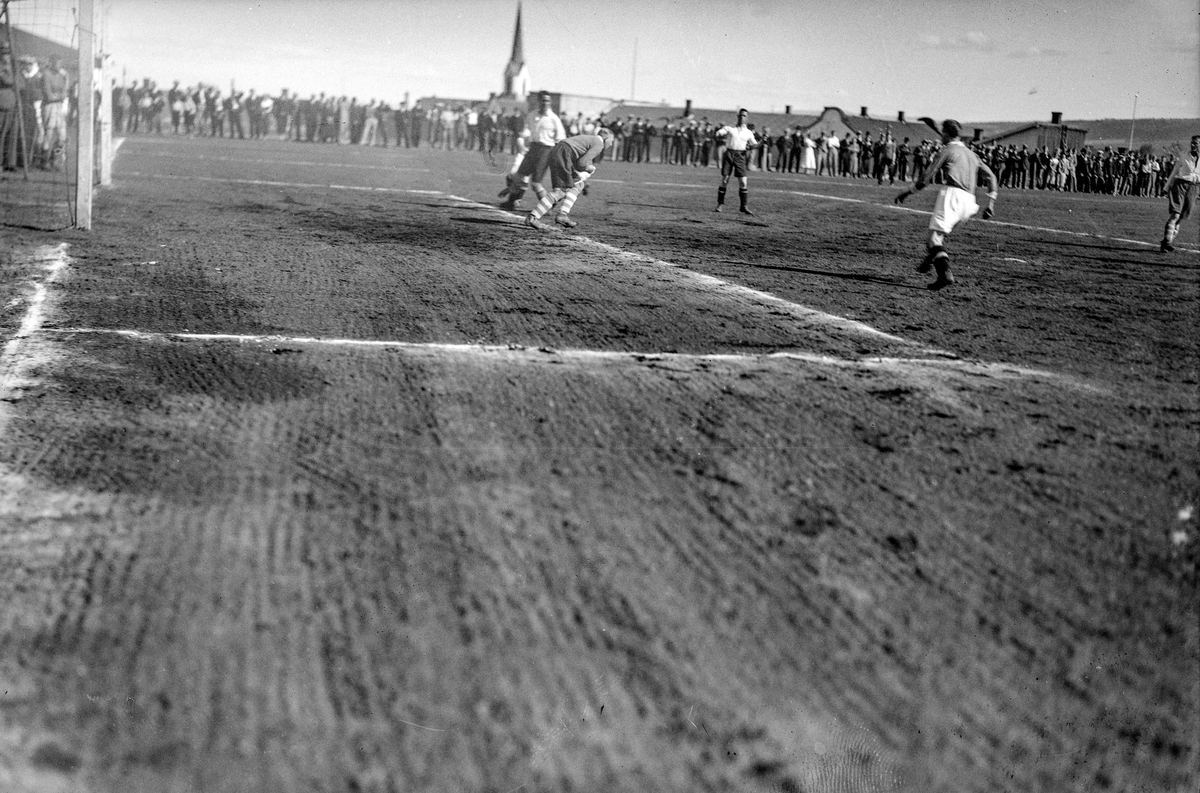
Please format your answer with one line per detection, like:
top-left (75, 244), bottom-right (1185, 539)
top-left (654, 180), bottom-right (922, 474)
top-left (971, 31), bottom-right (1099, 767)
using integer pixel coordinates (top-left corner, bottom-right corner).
top-left (43, 327), bottom-right (1098, 392)
top-left (442, 194), bottom-right (951, 356)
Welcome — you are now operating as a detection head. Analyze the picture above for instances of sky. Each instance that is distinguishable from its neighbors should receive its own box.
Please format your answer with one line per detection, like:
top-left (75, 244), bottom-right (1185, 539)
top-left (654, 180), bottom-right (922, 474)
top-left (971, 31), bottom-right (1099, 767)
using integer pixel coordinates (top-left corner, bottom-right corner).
top-left (14, 0), bottom-right (1200, 121)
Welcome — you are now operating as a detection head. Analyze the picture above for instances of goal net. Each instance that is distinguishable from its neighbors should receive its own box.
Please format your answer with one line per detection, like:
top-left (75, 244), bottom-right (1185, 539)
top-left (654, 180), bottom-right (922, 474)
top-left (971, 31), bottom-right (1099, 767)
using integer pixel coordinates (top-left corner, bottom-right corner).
top-left (1, 0), bottom-right (110, 231)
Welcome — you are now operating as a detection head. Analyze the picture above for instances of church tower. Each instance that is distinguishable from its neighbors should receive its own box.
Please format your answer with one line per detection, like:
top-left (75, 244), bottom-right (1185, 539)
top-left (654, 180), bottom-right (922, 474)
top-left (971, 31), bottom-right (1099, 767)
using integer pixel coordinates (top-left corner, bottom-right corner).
top-left (502, 3), bottom-right (531, 99)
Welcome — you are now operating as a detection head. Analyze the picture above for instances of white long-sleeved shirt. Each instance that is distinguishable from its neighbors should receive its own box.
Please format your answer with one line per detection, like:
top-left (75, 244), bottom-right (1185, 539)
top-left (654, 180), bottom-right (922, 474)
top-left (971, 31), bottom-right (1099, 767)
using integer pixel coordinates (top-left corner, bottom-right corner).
top-left (715, 124), bottom-right (757, 151)
top-left (523, 110), bottom-right (566, 147)
top-left (1167, 152), bottom-right (1200, 185)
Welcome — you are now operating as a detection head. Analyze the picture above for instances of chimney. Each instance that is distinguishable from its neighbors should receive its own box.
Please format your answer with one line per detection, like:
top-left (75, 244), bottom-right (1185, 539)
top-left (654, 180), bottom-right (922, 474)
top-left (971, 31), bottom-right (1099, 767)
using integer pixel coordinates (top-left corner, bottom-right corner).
top-left (897, 111), bottom-right (905, 122)
top-left (684, 99), bottom-right (692, 116)
top-left (785, 105), bottom-right (792, 115)
top-left (861, 106), bottom-right (868, 117)
top-left (973, 128), bottom-right (983, 142)
top-left (1050, 111), bottom-right (1062, 124)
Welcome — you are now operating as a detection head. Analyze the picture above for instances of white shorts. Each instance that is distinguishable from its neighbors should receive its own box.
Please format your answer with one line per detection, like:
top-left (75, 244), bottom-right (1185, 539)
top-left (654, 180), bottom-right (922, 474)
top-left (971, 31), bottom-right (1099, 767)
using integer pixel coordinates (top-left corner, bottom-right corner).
top-left (929, 186), bottom-right (978, 234)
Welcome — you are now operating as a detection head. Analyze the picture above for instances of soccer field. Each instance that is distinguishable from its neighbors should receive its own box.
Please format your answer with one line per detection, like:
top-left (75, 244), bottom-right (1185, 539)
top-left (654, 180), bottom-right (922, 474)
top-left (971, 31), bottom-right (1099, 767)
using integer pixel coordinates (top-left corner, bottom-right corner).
top-left (1, 136), bottom-right (1197, 793)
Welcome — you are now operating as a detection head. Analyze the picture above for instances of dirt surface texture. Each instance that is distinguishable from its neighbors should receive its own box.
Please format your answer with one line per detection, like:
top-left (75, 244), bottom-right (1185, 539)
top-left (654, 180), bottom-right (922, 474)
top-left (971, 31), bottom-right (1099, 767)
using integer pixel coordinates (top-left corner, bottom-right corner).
top-left (1, 137), bottom-right (1197, 793)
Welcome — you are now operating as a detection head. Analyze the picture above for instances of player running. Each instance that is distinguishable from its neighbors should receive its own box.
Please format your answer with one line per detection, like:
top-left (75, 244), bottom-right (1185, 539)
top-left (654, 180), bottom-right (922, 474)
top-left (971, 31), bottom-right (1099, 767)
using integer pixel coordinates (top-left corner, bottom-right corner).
top-left (894, 119), bottom-right (998, 290)
top-left (523, 128), bottom-right (615, 231)
top-left (714, 109), bottom-right (760, 215)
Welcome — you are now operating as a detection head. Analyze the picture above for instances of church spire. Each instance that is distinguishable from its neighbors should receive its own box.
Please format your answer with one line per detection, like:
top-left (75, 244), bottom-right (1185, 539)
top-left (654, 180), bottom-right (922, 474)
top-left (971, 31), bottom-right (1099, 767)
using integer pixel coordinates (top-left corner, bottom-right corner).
top-left (510, 3), bottom-right (524, 66)
top-left (502, 2), bottom-right (530, 99)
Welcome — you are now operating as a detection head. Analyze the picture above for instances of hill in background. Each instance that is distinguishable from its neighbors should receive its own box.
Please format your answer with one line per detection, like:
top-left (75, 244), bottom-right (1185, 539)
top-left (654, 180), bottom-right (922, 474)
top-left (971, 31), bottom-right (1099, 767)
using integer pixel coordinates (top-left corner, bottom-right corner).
top-left (1067, 118), bottom-right (1198, 153)
top-left (967, 117), bottom-right (1198, 153)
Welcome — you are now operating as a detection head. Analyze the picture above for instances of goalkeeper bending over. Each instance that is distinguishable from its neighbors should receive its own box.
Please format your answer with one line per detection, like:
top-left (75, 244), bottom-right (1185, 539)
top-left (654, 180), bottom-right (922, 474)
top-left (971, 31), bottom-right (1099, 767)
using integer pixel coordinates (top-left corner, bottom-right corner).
top-left (524, 127), bottom-right (615, 231)
top-left (895, 119), bottom-right (998, 290)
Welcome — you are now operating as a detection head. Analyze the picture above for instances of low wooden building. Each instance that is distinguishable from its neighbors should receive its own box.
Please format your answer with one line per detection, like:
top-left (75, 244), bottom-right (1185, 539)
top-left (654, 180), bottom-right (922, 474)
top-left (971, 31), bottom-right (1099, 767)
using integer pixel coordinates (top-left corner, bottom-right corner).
top-left (977, 113), bottom-right (1088, 151)
top-left (801, 106), bottom-right (941, 144)
top-left (602, 101), bottom-right (818, 133)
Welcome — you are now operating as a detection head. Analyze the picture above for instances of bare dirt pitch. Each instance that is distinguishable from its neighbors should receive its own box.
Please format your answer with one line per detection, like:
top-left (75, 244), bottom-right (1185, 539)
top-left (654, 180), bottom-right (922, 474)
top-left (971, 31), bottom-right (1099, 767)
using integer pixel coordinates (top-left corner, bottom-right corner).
top-left (1, 137), bottom-right (1197, 793)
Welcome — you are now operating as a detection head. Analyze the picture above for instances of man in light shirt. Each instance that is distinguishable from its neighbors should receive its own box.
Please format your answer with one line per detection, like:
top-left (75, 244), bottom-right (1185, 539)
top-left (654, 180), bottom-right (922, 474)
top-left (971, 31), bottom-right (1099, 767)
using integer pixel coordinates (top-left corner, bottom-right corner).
top-left (1160, 135), bottom-right (1200, 253)
top-left (895, 119), bottom-right (998, 290)
top-left (39, 56), bottom-right (69, 170)
top-left (714, 108), bottom-right (761, 215)
top-left (499, 91), bottom-right (566, 211)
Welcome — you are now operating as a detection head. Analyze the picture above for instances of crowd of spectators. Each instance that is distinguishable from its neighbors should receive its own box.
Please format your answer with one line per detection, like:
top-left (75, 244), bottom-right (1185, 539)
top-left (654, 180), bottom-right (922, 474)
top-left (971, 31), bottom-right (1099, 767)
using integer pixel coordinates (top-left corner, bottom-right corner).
top-left (110, 80), bottom-right (539, 149)
top-left (607, 117), bottom-right (1179, 198)
top-left (108, 79), bottom-right (1180, 200)
top-left (1, 46), bottom-right (72, 172)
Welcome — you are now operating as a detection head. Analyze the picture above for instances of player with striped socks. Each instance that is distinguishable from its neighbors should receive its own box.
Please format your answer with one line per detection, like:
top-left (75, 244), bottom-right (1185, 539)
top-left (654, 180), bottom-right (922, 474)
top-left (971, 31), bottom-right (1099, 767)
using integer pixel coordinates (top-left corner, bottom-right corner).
top-left (524, 128), bottom-right (614, 231)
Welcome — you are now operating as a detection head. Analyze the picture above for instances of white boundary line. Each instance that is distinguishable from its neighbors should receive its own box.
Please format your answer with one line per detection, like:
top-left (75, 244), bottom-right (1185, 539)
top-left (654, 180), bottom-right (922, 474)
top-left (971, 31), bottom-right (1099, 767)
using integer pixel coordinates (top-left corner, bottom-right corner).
top-left (136, 149), bottom-right (432, 173)
top-left (1, 244), bottom-right (70, 428)
top-left (123, 172), bottom-right (446, 197)
top-left (42, 327), bottom-right (1098, 391)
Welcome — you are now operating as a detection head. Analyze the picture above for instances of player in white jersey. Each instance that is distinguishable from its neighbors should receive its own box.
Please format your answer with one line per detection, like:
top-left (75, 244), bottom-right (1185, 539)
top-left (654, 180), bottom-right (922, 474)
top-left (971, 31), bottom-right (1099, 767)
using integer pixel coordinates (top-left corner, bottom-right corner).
top-left (895, 119), bottom-right (997, 290)
top-left (499, 92), bottom-right (567, 210)
top-left (714, 108), bottom-right (760, 215)
top-left (1160, 135), bottom-right (1200, 252)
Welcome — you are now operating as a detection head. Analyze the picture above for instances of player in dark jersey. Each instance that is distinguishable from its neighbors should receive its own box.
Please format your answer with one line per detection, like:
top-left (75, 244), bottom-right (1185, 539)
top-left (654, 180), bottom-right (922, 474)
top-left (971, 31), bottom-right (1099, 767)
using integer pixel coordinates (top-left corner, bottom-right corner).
top-left (523, 128), bottom-right (615, 230)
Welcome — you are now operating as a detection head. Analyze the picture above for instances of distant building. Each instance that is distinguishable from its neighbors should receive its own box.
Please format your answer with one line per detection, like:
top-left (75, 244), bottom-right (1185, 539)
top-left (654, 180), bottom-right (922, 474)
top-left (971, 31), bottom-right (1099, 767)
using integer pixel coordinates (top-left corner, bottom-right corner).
top-left (411, 95), bottom-right (485, 112)
top-left (602, 100), bottom-right (817, 133)
top-left (977, 112), bottom-right (1087, 150)
top-left (801, 106), bottom-right (941, 144)
top-left (5, 26), bottom-right (78, 73)
top-left (549, 92), bottom-right (632, 122)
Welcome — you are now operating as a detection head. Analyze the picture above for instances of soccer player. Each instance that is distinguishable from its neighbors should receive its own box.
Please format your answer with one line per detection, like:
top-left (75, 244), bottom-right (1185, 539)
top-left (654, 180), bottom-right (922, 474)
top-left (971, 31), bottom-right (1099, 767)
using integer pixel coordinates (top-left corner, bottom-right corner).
top-left (894, 119), bottom-right (998, 290)
top-left (499, 91), bottom-right (566, 211)
top-left (39, 56), bottom-right (70, 170)
top-left (714, 108), bottom-right (760, 215)
top-left (523, 128), bottom-right (614, 231)
top-left (1159, 135), bottom-right (1200, 252)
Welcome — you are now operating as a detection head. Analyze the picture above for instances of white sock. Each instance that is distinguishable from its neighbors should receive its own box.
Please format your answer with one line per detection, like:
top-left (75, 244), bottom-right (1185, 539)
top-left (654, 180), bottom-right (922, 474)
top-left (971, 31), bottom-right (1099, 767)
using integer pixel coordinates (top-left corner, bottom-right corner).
top-left (530, 190), bottom-right (563, 220)
top-left (558, 184), bottom-right (584, 216)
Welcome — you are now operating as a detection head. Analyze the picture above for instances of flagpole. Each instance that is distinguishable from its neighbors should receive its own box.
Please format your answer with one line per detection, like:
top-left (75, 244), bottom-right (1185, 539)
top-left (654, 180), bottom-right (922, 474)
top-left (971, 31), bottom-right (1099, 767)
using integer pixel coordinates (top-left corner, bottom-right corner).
top-left (1127, 94), bottom-right (1137, 152)
top-left (630, 38), bottom-right (637, 101)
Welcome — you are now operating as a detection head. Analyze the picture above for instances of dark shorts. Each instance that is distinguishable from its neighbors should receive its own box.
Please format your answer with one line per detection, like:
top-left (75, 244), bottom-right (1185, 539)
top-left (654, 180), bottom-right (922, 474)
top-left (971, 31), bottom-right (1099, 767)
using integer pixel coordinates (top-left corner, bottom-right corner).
top-left (721, 149), bottom-right (749, 178)
top-left (547, 142), bottom-right (579, 190)
top-left (516, 142), bottom-right (554, 181)
top-left (1166, 178), bottom-right (1196, 220)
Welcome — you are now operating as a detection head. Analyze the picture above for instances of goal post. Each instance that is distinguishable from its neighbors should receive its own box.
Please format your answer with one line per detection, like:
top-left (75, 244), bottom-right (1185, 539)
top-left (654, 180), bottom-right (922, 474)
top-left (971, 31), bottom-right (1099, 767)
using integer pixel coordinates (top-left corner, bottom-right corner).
top-left (75, 0), bottom-right (92, 228)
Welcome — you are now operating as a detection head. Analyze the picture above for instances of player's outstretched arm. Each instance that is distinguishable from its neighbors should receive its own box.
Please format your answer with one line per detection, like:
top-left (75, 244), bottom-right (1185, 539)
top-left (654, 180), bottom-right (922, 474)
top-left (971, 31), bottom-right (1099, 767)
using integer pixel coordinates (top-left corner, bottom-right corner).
top-left (980, 162), bottom-right (999, 218)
